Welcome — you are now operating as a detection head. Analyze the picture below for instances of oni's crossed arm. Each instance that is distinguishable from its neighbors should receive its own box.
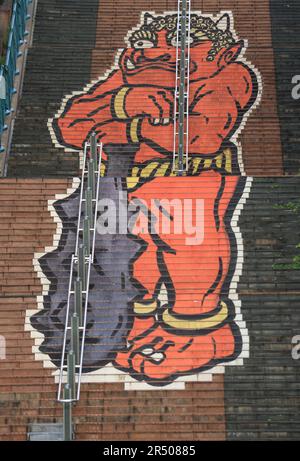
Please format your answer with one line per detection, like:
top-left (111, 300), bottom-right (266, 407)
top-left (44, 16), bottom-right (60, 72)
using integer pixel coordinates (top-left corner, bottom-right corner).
top-left (53, 69), bottom-right (175, 151)
top-left (139, 63), bottom-right (257, 156)
top-left (54, 61), bottom-right (256, 158)
top-left (53, 70), bottom-right (124, 149)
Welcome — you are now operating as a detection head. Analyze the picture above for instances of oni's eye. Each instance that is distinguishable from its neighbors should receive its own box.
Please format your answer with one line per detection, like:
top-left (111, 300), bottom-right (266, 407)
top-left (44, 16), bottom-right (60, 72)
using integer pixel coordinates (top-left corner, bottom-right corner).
top-left (171, 35), bottom-right (194, 47)
top-left (133, 40), bottom-right (155, 49)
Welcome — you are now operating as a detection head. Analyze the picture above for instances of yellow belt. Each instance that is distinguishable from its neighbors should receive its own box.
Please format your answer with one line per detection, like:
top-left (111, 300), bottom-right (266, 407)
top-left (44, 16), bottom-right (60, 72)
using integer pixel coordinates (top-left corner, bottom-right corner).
top-left (100, 148), bottom-right (234, 191)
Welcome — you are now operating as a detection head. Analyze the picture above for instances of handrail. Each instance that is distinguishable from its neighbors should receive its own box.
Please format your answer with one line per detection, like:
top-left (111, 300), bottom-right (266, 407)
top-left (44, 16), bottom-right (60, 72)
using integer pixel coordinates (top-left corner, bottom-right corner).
top-left (172, 0), bottom-right (191, 175)
top-left (58, 134), bottom-right (102, 403)
top-left (0, 0), bottom-right (32, 152)
top-left (58, 133), bottom-right (102, 440)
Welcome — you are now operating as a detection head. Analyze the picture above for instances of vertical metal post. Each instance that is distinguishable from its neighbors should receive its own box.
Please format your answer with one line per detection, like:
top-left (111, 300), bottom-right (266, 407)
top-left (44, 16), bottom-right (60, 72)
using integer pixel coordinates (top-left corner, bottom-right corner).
top-left (90, 132), bottom-right (98, 170)
top-left (74, 278), bottom-right (83, 326)
top-left (83, 216), bottom-right (91, 256)
top-left (67, 350), bottom-right (76, 399)
top-left (71, 313), bottom-right (80, 364)
top-left (85, 187), bottom-right (93, 224)
top-left (88, 158), bottom-right (95, 198)
top-left (78, 244), bottom-right (86, 291)
top-left (178, 0), bottom-right (187, 176)
top-left (63, 385), bottom-right (73, 441)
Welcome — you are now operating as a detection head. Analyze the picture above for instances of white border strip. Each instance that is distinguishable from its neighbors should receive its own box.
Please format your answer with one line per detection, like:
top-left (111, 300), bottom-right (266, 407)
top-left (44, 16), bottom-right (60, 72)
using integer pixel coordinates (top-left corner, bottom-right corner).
top-left (29, 10), bottom-right (261, 390)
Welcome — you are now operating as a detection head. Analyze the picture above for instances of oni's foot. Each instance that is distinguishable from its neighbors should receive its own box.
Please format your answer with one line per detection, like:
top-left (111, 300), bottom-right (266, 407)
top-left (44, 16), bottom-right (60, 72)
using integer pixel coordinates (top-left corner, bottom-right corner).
top-left (114, 318), bottom-right (237, 382)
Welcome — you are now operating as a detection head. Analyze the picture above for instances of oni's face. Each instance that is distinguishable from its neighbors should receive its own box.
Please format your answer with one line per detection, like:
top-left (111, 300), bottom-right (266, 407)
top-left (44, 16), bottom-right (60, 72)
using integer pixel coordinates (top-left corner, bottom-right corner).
top-left (119, 14), bottom-right (239, 88)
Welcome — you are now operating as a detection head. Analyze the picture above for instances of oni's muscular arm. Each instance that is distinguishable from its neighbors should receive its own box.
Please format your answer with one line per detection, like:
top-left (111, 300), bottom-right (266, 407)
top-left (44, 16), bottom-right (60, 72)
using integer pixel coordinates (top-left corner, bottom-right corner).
top-left (54, 69), bottom-right (175, 150)
top-left (139, 63), bottom-right (256, 155)
top-left (53, 70), bottom-right (125, 149)
top-left (54, 60), bottom-right (256, 156)
top-left (188, 63), bottom-right (255, 154)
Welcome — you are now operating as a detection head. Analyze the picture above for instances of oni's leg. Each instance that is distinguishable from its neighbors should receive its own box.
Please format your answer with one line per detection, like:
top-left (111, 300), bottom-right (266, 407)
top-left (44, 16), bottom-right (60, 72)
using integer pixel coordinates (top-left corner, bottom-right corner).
top-left (115, 172), bottom-right (244, 383)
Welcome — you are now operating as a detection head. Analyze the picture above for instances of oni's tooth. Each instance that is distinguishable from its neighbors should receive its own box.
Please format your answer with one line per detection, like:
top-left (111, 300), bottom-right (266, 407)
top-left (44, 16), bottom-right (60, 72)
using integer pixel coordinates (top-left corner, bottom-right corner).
top-left (126, 58), bottom-right (135, 70)
top-left (163, 118), bottom-right (170, 125)
top-left (154, 118), bottom-right (160, 125)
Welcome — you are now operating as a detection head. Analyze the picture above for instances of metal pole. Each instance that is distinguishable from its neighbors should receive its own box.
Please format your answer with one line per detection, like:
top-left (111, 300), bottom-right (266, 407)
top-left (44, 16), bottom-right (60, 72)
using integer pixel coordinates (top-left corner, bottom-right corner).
top-left (185, 0), bottom-right (191, 171)
top-left (63, 385), bottom-right (73, 441)
top-left (74, 278), bottom-right (83, 326)
top-left (67, 350), bottom-right (76, 399)
top-left (88, 158), bottom-right (95, 198)
top-left (178, 0), bottom-right (187, 176)
top-left (85, 187), bottom-right (93, 225)
top-left (90, 132), bottom-right (98, 171)
top-left (78, 244), bottom-right (86, 291)
top-left (71, 313), bottom-right (80, 365)
top-left (83, 215), bottom-right (91, 256)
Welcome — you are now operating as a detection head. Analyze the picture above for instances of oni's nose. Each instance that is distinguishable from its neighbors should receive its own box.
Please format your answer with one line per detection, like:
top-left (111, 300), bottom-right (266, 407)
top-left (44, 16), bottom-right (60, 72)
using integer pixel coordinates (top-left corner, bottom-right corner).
top-left (137, 50), bottom-right (172, 63)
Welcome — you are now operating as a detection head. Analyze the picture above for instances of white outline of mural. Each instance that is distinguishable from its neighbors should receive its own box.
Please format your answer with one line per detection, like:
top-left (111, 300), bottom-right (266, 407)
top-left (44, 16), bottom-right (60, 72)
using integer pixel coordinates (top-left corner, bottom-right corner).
top-left (47, 10), bottom-right (263, 176)
top-left (26, 10), bottom-right (262, 390)
top-left (0, 335), bottom-right (6, 360)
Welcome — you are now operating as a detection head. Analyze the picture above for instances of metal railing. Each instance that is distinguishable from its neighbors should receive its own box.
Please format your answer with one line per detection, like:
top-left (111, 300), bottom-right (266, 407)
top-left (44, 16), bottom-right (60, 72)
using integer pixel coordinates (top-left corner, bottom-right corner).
top-left (172, 0), bottom-right (191, 175)
top-left (0, 0), bottom-right (32, 152)
top-left (57, 133), bottom-right (102, 440)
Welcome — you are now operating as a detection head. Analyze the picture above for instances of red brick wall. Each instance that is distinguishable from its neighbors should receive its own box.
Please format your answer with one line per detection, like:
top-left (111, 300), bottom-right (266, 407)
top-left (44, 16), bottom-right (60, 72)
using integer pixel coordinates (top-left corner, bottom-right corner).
top-left (91, 0), bottom-right (283, 176)
top-left (0, 179), bottom-right (227, 441)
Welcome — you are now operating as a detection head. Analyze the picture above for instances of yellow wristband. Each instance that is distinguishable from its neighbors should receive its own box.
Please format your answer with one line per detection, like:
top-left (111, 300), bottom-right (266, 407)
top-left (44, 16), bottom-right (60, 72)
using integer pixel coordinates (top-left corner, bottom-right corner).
top-left (128, 117), bottom-right (141, 143)
top-left (113, 86), bottom-right (131, 119)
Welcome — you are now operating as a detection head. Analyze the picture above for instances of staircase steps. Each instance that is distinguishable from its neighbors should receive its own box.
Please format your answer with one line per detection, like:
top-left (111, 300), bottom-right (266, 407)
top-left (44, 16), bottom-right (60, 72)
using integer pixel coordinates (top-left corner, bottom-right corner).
top-left (0, 177), bottom-right (299, 439)
top-left (8, 0), bottom-right (100, 176)
top-left (27, 423), bottom-right (64, 441)
top-left (0, 0), bottom-right (300, 442)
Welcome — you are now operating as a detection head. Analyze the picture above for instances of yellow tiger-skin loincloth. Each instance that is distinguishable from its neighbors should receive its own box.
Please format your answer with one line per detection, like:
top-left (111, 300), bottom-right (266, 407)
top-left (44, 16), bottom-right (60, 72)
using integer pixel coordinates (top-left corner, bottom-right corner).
top-left (100, 147), bottom-right (235, 192)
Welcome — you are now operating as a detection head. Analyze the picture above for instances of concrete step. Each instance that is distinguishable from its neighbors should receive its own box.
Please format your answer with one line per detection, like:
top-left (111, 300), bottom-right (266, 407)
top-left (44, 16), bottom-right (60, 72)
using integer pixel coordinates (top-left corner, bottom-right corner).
top-left (28, 423), bottom-right (64, 441)
top-left (28, 432), bottom-right (64, 441)
top-left (29, 422), bottom-right (63, 433)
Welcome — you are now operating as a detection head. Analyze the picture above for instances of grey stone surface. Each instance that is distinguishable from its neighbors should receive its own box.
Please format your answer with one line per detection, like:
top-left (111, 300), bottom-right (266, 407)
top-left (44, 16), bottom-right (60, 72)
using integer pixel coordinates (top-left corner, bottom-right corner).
top-left (7, 0), bottom-right (99, 176)
top-left (28, 423), bottom-right (64, 441)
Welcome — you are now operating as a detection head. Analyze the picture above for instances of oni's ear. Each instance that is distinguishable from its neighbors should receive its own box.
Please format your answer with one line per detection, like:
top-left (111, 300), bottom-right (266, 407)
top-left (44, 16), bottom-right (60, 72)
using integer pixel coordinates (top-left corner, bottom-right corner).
top-left (216, 13), bottom-right (230, 32)
top-left (143, 13), bottom-right (155, 26)
top-left (217, 40), bottom-right (244, 67)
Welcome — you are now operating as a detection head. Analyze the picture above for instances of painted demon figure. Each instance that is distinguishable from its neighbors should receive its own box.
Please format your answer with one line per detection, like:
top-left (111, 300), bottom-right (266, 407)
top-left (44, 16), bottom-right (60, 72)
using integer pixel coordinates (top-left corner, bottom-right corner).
top-left (32, 12), bottom-right (260, 385)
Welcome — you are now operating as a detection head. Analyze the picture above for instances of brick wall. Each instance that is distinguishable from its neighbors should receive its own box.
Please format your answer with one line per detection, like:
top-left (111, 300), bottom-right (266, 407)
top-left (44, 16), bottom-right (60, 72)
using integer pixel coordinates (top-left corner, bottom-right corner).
top-left (7, 0), bottom-right (100, 176)
top-left (269, 0), bottom-right (300, 174)
top-left (7, 0), bottom-right (286, 176)
top-left (0, 178), bottom-right (299, 440)
top-left (0, 0), bottom-right (300, 442)
top-left (91, 0), bottom-right (283, 176)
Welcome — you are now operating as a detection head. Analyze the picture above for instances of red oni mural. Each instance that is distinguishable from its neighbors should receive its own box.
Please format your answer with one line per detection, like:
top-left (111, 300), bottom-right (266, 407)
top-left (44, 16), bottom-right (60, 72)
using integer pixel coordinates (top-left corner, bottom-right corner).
top-left (41, 11), bottom-right (261, 386)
